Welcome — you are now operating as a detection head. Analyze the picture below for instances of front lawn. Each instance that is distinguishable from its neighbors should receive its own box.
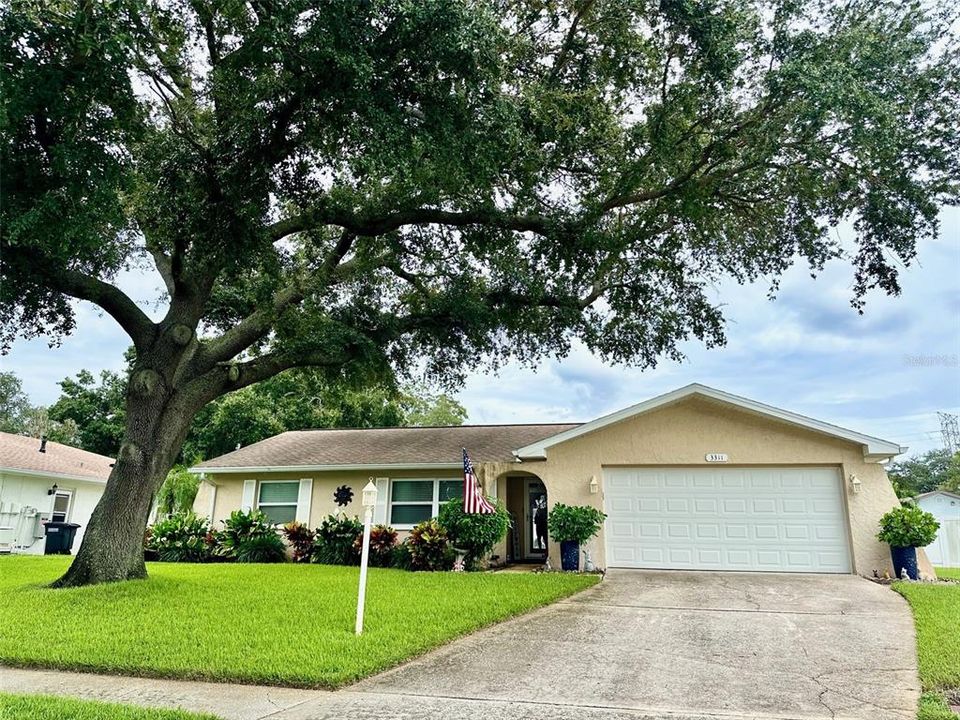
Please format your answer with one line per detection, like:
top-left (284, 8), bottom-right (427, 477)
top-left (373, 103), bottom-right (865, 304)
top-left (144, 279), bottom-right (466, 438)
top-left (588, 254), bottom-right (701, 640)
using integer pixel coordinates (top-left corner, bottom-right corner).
top-left (894, 580), bottom-right (960, 720)
top-left (0, 556), bottom-right (596, 688)
top-left (0, 693), bottom-right (220, 720)
top-left (934, 567), bottom-right (960, 581)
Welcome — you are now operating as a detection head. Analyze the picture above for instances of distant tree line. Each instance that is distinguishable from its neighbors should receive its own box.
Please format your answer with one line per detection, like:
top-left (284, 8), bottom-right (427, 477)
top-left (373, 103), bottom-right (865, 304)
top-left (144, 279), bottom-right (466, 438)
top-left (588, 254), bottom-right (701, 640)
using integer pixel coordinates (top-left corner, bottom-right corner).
top-left (0, 367), bottom-right (466, 461)
top-left (888, 449), bottom-right (960, 498)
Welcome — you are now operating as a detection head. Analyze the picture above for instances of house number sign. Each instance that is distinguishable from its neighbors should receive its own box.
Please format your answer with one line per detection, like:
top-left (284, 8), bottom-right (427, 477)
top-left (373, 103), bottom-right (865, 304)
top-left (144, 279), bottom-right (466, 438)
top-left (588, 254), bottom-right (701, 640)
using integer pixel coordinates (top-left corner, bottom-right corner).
top-left (705, 453), bottom-right (728, 462)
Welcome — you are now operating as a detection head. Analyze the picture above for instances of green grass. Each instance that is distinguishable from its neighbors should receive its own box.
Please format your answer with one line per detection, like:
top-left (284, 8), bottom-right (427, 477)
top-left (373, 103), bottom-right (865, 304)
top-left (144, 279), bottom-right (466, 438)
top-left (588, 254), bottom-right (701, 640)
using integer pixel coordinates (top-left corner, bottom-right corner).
top-left (934, 567), bottom-right (960, 581)
top-left (0, 556), bottom-right (596, 688)
top-left (894, 580), bottom-right (960, 720)
top-left (0, 693), bottom-right (220, 720)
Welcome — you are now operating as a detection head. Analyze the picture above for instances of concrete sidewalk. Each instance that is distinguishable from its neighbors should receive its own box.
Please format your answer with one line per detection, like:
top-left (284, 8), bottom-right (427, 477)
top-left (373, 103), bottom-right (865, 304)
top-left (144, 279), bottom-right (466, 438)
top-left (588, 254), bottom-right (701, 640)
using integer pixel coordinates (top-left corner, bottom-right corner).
top-left (0, 570), bottom-right (921, 720)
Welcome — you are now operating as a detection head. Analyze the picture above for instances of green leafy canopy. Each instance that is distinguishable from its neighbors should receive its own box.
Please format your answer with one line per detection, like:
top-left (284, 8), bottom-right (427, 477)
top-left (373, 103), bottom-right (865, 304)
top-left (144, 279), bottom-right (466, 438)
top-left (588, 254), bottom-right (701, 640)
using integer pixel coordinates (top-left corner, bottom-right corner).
top-left (2, 0), bottom-right (958, 442)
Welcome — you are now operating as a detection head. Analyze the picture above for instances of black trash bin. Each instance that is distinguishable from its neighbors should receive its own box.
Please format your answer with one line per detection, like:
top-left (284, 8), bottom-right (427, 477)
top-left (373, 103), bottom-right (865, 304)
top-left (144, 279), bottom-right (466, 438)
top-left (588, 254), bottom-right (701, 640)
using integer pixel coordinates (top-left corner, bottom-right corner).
top-left (44, 522), bottom-right (81, 555)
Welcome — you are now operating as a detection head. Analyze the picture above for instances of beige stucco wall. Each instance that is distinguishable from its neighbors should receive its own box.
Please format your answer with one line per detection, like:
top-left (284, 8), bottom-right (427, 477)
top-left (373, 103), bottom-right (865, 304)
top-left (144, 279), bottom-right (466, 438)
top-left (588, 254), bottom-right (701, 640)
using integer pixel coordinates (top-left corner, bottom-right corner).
top-left (196, 396), bottom-right (904, 577)
top-left (496, 396), bottom-right (901, 576)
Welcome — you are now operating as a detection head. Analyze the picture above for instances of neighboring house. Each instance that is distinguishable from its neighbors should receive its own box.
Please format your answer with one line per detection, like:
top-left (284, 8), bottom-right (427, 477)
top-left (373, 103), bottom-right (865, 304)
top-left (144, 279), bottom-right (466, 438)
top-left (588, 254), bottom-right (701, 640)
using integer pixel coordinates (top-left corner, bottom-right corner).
top-left (0, 432), bottom-right (112, 555)
top-left (915, 490), bottom-right (960, 567)
top-left (192, 383), bottom-right (910, 576)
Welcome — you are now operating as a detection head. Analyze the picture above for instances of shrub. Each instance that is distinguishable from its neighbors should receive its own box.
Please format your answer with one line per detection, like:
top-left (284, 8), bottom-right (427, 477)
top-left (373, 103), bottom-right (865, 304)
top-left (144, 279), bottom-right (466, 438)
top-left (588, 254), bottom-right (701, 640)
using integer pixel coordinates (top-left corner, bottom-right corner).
top-left (877, 505), bottom-right (940, 548)
top-left (407, 519), bottom-right (455, 571)
top-left (216, 509), bottom-right (285, 562)
top-left (390, 541), bottom-right (413, 570)
top-left (312, 514), bottom-right (363, 565)
top-left (146, 511), bottom-right (213, 562)
top-left (155, 465), bottom-right (201, 517)
top-left (353, 524), bottom-right (398, 567)
top-left (282, 521), bottom-right (316, 563)
top-left (234, 533), bottom-right (288, 563)
top-left (438, 498), bottom-right (510, 569)
top-left (547, 504), bottom-right (607, 544)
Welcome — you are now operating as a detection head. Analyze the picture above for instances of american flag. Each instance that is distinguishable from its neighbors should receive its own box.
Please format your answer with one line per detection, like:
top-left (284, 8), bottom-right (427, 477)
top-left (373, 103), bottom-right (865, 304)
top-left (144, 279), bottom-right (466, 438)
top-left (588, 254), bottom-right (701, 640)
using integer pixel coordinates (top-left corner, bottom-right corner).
top-left (462, 447), bottom-right (496, 514)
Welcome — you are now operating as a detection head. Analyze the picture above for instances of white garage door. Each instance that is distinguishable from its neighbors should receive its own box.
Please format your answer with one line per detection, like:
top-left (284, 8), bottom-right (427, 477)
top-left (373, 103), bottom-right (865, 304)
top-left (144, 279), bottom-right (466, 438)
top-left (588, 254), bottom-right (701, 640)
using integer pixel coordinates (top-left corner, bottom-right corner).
top-left (604, 467), bottom-right (851, 573)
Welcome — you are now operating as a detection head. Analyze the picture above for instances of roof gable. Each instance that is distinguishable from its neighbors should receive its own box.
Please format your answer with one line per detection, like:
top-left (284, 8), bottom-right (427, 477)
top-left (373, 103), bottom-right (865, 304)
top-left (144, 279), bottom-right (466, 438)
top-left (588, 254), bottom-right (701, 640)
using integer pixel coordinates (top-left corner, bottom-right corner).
top-left (915, 490), bottom-right (960, 502)
top-left (513, 383), bottom-right (904, 462)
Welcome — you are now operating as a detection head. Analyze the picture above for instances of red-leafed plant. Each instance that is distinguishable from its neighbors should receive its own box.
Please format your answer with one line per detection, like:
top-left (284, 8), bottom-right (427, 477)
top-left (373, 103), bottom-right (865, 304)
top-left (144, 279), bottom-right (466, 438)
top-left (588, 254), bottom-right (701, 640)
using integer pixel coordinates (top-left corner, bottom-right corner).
top-left (282, 521), bottom-right (316, 563)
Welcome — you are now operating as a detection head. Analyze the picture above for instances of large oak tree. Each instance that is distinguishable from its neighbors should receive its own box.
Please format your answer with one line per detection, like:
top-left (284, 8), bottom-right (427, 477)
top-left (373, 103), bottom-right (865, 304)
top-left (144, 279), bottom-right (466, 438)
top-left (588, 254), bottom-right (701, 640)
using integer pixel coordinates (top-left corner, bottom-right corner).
top-left (2, 0), bottom-right (958, 586)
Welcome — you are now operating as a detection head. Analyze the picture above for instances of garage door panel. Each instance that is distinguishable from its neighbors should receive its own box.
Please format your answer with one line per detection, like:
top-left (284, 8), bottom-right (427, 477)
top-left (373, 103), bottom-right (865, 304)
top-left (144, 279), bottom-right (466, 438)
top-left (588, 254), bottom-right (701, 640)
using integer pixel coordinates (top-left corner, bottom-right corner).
top-left (603, 467), bottom-right (851, 573)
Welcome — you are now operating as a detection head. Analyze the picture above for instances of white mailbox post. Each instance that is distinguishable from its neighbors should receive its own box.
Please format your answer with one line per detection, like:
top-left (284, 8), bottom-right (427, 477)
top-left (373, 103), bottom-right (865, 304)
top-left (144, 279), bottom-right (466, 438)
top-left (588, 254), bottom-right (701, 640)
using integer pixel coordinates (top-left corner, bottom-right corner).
top-left (355, 480), bottom-right (378, 635)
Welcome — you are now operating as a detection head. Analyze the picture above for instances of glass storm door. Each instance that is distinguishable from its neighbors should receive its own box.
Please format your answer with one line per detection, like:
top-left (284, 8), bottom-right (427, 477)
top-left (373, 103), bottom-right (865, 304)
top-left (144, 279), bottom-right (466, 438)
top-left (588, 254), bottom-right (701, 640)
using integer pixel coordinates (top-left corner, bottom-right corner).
top-left (526, 480), bottom-right (548, 559)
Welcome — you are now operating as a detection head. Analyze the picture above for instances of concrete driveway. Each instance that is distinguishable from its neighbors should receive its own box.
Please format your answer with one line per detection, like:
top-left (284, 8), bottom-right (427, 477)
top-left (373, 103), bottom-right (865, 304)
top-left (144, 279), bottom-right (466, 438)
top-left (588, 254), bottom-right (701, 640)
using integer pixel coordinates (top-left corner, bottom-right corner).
top-left (0, 570), bottom-right (920, 720)
top-left (345, 569), bottom-right (920, 720)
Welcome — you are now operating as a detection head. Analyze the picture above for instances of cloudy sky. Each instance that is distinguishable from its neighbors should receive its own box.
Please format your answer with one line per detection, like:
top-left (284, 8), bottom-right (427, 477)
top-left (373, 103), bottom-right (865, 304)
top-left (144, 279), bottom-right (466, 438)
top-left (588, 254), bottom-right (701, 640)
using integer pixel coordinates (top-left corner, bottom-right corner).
top-left (4, 208), bottom-right (959, 457)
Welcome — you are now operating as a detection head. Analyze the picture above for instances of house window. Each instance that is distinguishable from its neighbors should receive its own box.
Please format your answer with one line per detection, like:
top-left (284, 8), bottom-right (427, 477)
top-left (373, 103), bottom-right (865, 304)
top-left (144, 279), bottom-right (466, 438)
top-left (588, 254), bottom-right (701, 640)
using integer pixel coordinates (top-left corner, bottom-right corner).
top-left (257, 481), bottom-right (299, 525)
top-left (51, 490), bottom-right (72, 523)
top-left (389, 479), bottom-right (464, 527)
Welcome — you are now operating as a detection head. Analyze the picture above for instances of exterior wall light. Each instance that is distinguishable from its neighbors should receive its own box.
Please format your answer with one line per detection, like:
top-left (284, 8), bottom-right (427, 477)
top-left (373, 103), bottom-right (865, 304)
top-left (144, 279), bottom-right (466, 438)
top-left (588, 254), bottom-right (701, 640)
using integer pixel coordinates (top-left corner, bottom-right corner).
top-left (589, 475), bottom-right (599, 494)
top-left (849, 474), bottom-right (862, 494)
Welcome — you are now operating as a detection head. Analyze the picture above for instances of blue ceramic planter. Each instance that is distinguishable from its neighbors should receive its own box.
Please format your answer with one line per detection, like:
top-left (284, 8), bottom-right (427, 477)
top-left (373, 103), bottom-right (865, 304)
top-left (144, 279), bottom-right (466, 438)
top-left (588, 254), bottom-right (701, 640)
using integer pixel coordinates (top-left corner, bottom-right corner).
top-left (890, 546), bottom-right (919, 580)
top-left (560, 540), bottom-right (580, 571)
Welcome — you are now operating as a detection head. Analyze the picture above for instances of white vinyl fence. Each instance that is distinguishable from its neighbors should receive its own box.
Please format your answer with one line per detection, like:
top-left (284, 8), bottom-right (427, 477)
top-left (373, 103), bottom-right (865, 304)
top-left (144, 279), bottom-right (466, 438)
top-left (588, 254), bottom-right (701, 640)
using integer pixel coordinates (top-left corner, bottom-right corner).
top-left (927, 519), bottom-right (960, 568)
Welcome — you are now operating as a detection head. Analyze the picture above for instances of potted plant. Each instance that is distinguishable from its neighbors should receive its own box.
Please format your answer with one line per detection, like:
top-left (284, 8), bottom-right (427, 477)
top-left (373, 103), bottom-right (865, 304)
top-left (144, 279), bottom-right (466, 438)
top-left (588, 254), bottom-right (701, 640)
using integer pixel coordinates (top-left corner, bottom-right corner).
top-left (876, 505), bottom-right (939, 580)
top-left (547, 503), bottom-right (606, 571)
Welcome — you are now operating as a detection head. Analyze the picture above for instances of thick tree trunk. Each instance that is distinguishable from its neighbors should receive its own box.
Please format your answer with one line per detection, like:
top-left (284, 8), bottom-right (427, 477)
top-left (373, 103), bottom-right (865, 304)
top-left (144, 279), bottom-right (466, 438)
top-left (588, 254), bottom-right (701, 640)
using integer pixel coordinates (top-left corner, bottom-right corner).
top-left (49, 451), bottom-right (166, 587)
top-left (50, 352), bottom-right (203, 588)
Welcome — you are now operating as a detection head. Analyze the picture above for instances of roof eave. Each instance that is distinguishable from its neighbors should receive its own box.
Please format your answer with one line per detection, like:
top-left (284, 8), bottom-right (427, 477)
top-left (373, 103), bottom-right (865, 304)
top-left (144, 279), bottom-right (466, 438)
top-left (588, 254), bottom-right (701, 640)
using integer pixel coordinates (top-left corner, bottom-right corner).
top-left (513, 383), bottom-right (906, 462)
top-left (0, 465), bottom-right (109, 485)
top-left (189, 462), bottom-right (464, 475)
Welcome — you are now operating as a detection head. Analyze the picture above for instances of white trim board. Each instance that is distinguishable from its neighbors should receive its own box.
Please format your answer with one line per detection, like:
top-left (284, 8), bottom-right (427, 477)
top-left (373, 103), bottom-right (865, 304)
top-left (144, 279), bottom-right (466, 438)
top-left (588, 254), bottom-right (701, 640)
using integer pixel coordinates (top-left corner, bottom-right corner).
top-left (513, 383), bottom-right (905, 463)
top-left (188, 462), bottom-right (461, 474)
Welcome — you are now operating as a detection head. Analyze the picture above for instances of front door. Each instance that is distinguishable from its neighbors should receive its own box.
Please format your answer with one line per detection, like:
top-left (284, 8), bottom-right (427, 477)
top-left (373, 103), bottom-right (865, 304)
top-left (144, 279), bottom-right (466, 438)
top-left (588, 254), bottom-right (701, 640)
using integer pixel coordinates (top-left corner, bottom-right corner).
top-left (51, 490), bottom-right (72, 523)
top-left (525, 479), bottom-right (548, 560)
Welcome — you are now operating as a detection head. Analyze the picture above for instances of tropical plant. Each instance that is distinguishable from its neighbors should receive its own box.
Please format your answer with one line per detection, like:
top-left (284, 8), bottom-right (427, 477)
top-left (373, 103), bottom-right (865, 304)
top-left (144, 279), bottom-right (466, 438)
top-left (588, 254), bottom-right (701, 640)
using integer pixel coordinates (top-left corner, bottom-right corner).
top-left (407, 519), bottom-right (456, 572)
top-left (877, 506), bottom-right (940, 548)
top-left (282, 521), bottom-right (316, 563)
top-left (233, 533), bottom-right (288, 563)
top-left (352, 524), bottom-right (398, 568)
top-left (215, 509), bottom-right (280, 560)
top-left (390, 541), bottom-right (414, 571)
top-left (547, 504), bottom-right (607, 544)
top-left (155, 465), bottom-right (201, 517)
top-left (438, 498), bottom-right (510, 570)
top-left (7, 0), bottom-right (957, 588)
top-left (146, 512), bottom-right (212, 563)
top-left (312, 515), bottom-right (363, 565)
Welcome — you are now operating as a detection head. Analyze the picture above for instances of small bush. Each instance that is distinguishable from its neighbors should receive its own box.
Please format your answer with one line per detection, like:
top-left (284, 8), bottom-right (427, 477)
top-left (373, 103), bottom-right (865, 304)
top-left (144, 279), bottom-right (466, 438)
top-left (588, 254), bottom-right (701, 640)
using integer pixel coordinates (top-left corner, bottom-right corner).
top-left (407, 519), bottom-right (455, 571)
top-left (146, 512), bottom-right (213, 563)
top-left (216, 509), bottom-right (285, 562)
top-left (390, 541), bottom-right (413, 570)
top-left (438, 499), bottom-right (510, 569)
top-left (353, 524), bottom-right (398, 567)
top-left (877, 505), bottom-right (940, 548)
top-left (234, 533), bottom-right (288, 563)
top-left (312, 514), bottom-right (363, 565)
top-left (547, 504), bottom-right (607, 544)
top-left (282, 521), bottom-right (316, 563)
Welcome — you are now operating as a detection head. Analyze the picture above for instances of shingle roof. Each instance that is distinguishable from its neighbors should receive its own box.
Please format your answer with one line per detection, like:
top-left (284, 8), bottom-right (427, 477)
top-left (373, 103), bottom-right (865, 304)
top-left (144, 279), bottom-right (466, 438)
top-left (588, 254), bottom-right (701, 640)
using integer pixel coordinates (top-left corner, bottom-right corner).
top-left (195, 424), bottom-right (581, 470)
top-left (0, 432), bottom-right (114, 481)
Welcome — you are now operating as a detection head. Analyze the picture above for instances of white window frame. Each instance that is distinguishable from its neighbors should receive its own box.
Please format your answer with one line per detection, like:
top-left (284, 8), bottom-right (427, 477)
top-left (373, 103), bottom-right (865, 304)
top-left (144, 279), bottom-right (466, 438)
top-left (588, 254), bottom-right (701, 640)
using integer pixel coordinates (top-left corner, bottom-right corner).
top-left (51, 489), bottom-right (73, 523)
top-left (389, 478), bottom-right (462, 530)
top-left (256, 479), bottom-right (301, 526)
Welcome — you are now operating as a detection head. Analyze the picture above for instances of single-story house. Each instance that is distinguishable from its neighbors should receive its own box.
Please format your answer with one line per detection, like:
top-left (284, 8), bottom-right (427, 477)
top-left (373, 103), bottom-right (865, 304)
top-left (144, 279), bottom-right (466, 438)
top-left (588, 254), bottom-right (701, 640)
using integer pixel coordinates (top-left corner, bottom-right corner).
top-left (0, 432), bottom-right (113, 555)
top-left (191, 383), bottom-right (914, 576)
top-left (914, 490), bottom-right (960, 567)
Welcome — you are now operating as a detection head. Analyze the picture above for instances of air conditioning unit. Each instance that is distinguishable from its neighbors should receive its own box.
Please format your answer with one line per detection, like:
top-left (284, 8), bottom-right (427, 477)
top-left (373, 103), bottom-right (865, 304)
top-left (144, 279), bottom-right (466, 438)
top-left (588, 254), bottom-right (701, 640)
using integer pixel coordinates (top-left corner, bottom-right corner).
top-left (0, 526), bottom-right (13, 554)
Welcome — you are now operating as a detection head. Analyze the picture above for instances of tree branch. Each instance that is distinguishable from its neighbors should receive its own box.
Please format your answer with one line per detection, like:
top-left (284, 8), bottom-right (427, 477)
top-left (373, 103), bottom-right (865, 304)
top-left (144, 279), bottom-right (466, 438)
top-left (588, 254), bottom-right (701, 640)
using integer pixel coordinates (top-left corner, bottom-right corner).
top-left (54, 268), bottom-right (155, 349)
top-left (195, 231), bottom-right (357, 368)
top-left (266, 204), bottom-right (552, 243)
